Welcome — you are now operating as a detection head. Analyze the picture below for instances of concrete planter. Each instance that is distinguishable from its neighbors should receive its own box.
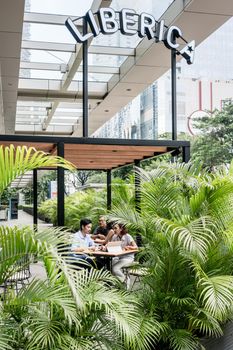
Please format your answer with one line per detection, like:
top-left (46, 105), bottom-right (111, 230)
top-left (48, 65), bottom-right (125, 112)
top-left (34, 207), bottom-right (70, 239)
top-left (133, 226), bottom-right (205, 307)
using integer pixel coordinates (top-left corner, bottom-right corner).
top-left (201, 322), bottom-right (233, 349)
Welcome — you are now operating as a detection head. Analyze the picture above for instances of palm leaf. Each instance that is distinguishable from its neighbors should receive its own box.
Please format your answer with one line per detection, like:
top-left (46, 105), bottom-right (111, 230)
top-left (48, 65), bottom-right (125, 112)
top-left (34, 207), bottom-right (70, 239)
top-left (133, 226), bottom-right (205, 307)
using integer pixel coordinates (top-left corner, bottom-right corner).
top-left (198, 275), bottom-right (233, 319)
top-left (0, 144), bottom-right (75, 194)
top-left (168, 329), bottom-right (199, 350)
top-left (188, 308), bottom-right (223, 337)
top-left (0, 331), bottom-right (14, 350)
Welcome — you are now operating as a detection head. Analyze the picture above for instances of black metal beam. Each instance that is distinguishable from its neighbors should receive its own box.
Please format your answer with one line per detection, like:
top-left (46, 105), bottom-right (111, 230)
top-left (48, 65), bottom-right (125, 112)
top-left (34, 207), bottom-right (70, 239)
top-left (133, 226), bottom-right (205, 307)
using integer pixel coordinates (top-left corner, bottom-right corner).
top-left (33, 169), bottom-right (38, 227)
top-left (0, 134), bottom-right (190, 148)
top-left (57, 142), bottom-right (65, 226)
top-left (107, 169), bottom-right (112, 211)
top-left (171, 47), bottom-right (177, 141)
top-left (182, 145), bottom-right (190, 163)
top-left (134, 159), bottom-right (143, 247)
top-left (83, 17), bottom-right (88, 137)
top-left (134, 160), bottom-right (141, 213)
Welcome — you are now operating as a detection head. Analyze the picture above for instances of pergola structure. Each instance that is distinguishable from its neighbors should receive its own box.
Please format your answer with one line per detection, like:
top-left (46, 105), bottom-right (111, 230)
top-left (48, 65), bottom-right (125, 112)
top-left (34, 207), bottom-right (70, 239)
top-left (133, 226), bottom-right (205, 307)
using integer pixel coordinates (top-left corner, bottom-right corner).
top-left (0, 134), bottom-right (190, 226)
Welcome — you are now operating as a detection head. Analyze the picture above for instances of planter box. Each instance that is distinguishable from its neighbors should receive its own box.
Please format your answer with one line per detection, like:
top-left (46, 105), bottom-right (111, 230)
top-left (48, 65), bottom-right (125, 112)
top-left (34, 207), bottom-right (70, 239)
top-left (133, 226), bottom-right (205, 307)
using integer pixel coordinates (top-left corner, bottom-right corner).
top-left (22, 206), bottom-right (52, 223)
top-left (201, 322), bottom-right (233, 349)
top-left (0, 208), bottom-right (8, 220)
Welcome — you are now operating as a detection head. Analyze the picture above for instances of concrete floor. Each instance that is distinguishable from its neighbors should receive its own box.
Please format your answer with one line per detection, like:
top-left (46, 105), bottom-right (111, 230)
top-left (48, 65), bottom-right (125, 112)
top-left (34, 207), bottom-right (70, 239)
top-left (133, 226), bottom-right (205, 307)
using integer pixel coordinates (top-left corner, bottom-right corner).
top-left (0, 209), bottom-right (52, 229)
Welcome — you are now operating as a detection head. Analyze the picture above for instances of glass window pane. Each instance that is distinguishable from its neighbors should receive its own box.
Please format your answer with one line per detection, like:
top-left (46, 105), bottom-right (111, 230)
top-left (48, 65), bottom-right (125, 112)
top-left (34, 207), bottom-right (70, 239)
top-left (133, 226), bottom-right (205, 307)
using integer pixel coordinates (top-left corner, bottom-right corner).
top-left (29, 0), bottom-right (94, 16)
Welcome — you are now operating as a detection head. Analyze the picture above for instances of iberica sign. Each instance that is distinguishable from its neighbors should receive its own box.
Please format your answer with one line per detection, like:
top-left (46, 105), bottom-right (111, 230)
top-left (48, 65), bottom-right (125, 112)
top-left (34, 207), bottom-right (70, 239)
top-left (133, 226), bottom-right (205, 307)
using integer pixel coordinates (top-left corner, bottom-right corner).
top-left (66, 8), bottom-right (195, 64)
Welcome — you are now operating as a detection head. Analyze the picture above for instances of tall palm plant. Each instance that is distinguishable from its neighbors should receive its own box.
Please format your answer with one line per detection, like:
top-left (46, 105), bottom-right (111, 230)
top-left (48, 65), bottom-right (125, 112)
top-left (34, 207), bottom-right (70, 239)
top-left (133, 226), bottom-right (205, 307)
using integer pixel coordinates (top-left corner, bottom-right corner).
top-left (0, 225), bottom-right (157, 350)
top-left (0, 144), bottom-right (157, 350)
top-left (109, 161), bottom-right (233, 350)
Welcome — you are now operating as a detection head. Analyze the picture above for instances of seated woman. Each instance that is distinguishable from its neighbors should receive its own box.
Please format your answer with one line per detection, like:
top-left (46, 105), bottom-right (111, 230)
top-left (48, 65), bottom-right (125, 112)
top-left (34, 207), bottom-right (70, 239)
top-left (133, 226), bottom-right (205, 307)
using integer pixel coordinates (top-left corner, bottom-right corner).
top-left (110, 223), bottom-right (137, 284)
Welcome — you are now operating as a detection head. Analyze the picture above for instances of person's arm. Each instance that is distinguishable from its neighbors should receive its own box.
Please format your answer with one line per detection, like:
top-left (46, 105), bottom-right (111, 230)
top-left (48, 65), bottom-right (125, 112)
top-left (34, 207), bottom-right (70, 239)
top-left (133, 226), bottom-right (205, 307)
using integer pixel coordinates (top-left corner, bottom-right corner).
top-left (73, 246), bottom-right (86, 252)
top-left (91, 226), bottom-right (99, 239)
top-left (102, 229), bottom-right (114, 245)
top-left (129, 239), bottom-right (137, 248)
top-left (91, 233), bottom-right (106, 240)
top-left (71, 242), bottom-right (86, 252)
top-left (88, 235), bottom-right (96, 250)
top-left (125, 234), bottom-right (137, 249)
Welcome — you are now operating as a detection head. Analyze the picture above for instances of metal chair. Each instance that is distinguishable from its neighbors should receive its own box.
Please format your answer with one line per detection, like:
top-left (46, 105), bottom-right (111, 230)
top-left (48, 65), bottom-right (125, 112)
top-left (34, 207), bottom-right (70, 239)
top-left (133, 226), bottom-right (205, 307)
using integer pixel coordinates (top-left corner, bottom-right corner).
top-left (1, 255), bottom-right (31, 296)
top-left (123, 262), bottom-right (149, 291)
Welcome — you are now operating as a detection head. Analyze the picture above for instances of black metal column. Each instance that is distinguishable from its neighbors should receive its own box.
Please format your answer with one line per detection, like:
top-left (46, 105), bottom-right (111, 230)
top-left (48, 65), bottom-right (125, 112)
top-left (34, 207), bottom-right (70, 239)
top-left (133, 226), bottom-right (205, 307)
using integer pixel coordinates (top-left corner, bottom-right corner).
top-left (57, 142), bottom-right (65, 226)
top-left (107, 169), bottom-right (112, 211)
top-left (83, 18), bottom-right (88, 137)
top-left (152, 83), bottom-right (158, 140)
top-left (33, 169), bottom-right (38, 227)
top-left (171, 47), bottom-right (177, 141)
top-left (182, 145), bottom-right (190, 163)
top-left (134, 160), bottom-right (141, 213)
top-left (134, 160), bottom-right (142, 247)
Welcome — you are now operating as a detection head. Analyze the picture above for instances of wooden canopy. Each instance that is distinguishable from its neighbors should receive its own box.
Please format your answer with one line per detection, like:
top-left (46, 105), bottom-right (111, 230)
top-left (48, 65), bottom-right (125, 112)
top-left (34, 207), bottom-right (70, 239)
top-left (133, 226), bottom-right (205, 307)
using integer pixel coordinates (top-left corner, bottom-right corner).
top-left (0, 135), bottom-right (190, 227)
top-left (0, 136), bottom-right (190, 170)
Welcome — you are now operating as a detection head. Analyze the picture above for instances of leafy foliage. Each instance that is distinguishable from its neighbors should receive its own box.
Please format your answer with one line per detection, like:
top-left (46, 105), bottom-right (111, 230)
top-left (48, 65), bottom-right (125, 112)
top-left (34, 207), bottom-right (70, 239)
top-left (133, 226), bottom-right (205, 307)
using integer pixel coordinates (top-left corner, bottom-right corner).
top-left (191, 103), bottom-right (233, 168)
top-left (0, 187), bottom-right (17, 206)
top-left (0, 225), bottom-right (157, 350)
top-left (37, 170), bottom-right (57, 203)
top-left (39, 178), bottom-right (135, 230)
top-left (0, 145), bottom-right (156, 349)
top-left (108, 161), bottom-right (233, 349)
top-left (39, 189), bottom-right (106, 228)
top-left (0, 145), bottom-right (75, 195)
top-left (69, 170), bottom-right (93, 187)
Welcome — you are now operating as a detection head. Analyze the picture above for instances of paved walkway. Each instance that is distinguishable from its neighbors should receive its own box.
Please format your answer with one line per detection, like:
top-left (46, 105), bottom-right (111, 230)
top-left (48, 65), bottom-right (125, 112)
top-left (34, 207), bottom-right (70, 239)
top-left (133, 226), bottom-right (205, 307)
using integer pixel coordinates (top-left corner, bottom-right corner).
top-left (0, 209), bottom-right (52, 229)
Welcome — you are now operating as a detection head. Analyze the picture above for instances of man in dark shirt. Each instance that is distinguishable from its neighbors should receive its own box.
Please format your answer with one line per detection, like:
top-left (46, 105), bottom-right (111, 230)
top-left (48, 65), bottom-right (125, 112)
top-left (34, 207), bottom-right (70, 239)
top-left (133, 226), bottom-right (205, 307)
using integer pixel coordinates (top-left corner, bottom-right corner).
top-left (92, 216), bottom-right (108, 240)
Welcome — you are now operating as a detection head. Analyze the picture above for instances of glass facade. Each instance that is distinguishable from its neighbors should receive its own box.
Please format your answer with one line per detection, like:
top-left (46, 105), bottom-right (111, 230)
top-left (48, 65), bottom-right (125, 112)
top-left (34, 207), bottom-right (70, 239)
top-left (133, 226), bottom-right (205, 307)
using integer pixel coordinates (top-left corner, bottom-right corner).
top-left (94, 16), bottom-right (233, 140)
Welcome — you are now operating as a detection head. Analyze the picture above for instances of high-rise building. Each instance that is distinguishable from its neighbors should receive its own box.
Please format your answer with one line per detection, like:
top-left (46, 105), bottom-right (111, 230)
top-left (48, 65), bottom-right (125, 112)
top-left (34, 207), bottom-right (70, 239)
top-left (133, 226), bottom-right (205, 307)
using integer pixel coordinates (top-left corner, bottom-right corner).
top-left (94, 17), bottom-right (233, 139)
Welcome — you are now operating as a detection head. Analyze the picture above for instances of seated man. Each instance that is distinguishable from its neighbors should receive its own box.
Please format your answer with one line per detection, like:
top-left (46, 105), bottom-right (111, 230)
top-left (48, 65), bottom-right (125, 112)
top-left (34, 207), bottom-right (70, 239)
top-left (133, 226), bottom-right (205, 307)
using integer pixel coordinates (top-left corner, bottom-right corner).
top-left (92, 216), bottom-right (109, 240)
top-left (71, 218), bottom-right (96, 269)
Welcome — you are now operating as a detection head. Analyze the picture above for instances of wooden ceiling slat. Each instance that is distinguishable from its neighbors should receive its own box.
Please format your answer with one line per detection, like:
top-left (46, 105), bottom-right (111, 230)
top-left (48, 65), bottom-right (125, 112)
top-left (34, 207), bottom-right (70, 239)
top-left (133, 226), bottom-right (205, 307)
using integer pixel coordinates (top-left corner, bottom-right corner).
top-left (66, 155), bottom-right (147, 160)
top-left (64, 144), bottom-right (167, 152)
top-left (75, 161), bottom-right (130, 165)
top-left (76, 162), bottom-right (125, 168)
top-left (65, 151), bottom-right (155, 157)
top-left (77, 166), bottom-right (112, 171)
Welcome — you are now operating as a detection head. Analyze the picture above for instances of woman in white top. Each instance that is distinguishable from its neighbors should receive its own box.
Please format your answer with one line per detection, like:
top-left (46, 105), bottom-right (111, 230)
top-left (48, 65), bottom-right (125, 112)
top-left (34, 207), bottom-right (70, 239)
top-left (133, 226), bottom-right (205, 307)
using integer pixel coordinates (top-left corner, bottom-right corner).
top-left (111, 223), bottom-right (137, 284)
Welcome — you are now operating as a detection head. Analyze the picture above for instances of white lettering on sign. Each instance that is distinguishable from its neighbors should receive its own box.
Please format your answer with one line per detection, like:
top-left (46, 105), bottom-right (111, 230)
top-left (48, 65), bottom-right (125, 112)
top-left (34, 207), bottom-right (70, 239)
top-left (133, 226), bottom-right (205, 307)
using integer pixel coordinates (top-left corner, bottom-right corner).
top-left (138, 12), bottom-right (156, 40)
top-left (164, 26), bottom-right (182, 49)
top-left (98, 8), bottom-right (118, 34)
top-left (65, 8), bottom-right (195, 64)
top-left (119, 8), bottom-right (137, 36)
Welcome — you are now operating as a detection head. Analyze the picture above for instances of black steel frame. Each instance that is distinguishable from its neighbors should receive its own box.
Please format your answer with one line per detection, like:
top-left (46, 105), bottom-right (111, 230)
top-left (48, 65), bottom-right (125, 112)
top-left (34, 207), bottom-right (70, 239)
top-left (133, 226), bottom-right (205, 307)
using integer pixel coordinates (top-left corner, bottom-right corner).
top-left (82, 17), bottom-right (88, 138)
top-left (171, 47), bottom-right (177, 140)
top-left (0, 134), bottom-right (190, 147)
top-left (107, 169), bottom-right (111, 211)
top-left (0, 134), bottom-right (190, 227)
top-left (33, 169), bottom-right (38, 226)
top-left (57, 142), bottom-right (65, 226)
